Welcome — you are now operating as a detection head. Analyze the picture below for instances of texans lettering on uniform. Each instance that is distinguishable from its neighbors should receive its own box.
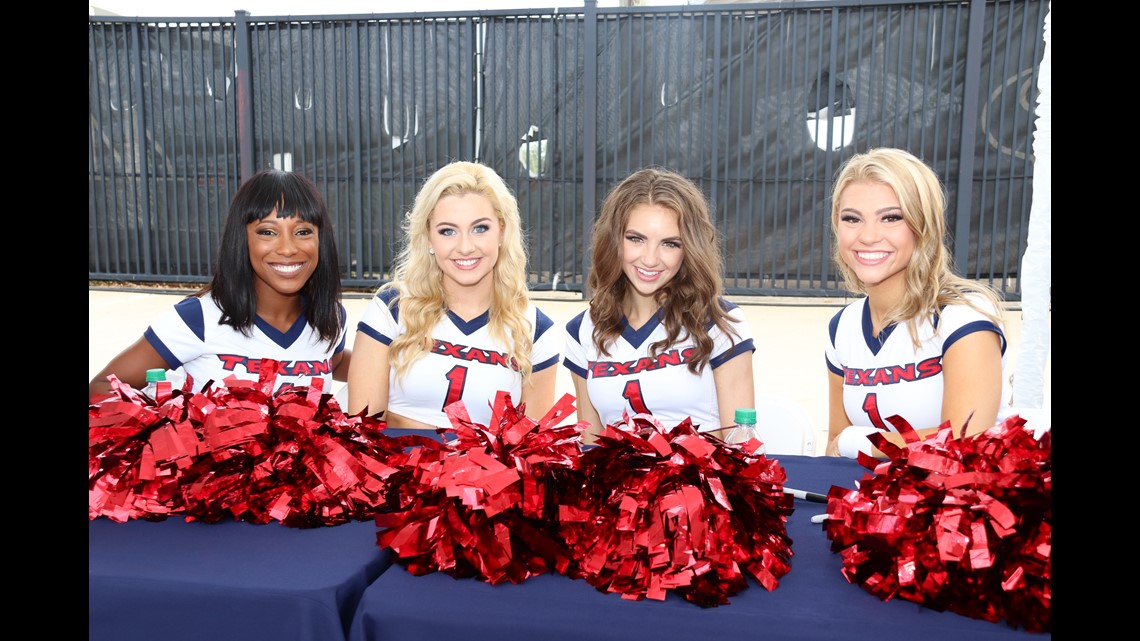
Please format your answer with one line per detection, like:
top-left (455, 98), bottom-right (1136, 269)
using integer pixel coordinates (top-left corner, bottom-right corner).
top-left (431, 338), bottom-right (519, 371)
top-left (588, 347), bottom-right (697, 378)
top-left (216, 354), bottom-right (334, 377)
top-left (843, 355), bottom-right (941, 386)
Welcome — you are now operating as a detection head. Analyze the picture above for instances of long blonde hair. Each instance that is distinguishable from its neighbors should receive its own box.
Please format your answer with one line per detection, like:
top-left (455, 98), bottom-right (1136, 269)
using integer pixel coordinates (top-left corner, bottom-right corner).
top-left (830, 148), bottom-right (1003, 347)
top-left (381, 161), bottom-right (535, 383)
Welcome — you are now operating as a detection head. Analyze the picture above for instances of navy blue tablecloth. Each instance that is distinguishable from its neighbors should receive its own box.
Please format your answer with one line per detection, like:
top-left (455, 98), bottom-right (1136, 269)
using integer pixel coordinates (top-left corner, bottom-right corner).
top-left (347, 454), bottom-right (1050, 641)
top-left (87, 427), bottom-right (446, 641)
top-left (89, 517), bottom-right (391, 641)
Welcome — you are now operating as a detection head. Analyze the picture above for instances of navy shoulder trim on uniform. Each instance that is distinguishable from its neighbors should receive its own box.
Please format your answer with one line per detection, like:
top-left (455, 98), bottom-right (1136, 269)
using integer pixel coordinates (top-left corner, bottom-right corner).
top-left (377, 289), bottom-right (401, 322)
top-left (144, 327), bottom-right (182, 370)
top-left (718, 297), bottom-right (740, 312)
top-left (533, 307), bottom-right (555, 341)
top-left (533, 353), bottom-right (560, 372)
top-left (827, 307), bottom-right (844, 345)
top-left (174, 296), bottom-right (206, 342)
top-left (565, 310), bottom-right (587, 344)
top-left (710, 338), bottom-right (755, 368)
top-left (944, 320), bottom-right (1006, 356)
top-left (357, 323), bottom-right (393, 346)
top-left (562, 356), bottom-right (588, 379)
top-left (826, 356), bottom-right (843, 376)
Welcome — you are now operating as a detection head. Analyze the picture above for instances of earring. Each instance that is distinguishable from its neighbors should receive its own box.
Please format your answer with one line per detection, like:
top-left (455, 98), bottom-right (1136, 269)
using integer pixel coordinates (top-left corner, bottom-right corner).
top-left (428, 247), bottom-right (435, 255)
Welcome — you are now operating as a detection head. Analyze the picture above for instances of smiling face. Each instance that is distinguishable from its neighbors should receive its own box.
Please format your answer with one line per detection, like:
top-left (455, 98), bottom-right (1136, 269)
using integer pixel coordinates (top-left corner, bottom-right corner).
top-left (429, 192), bottom-right (503, 295)
top-left (835, 180), bottom-right (915, 296)
top-left (246, 208), bottom-right (319, 299)
top-left (621, 203), bottom-right (684, 300)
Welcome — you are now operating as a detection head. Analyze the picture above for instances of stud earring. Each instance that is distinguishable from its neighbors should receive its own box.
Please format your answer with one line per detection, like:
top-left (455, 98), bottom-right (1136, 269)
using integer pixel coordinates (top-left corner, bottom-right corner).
top-left (428, 247), bottom-right (435, 255)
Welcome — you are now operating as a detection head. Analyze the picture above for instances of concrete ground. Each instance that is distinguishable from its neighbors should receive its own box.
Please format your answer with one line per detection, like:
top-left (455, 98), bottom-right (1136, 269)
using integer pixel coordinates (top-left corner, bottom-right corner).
top-left (89, 286), bottom-right (1051, 455)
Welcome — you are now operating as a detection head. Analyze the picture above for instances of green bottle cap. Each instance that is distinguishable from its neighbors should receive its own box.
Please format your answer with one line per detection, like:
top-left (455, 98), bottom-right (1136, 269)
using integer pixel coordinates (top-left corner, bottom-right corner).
top-left (146, 368), bottom-right (167, 383)
top-left (734, 408), bottom-right (757, 425)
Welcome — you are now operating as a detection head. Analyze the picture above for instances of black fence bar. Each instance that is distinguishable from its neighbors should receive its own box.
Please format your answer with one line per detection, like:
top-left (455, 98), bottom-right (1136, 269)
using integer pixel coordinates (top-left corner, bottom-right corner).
top-left (89, 0), bottom-right (1048, 300)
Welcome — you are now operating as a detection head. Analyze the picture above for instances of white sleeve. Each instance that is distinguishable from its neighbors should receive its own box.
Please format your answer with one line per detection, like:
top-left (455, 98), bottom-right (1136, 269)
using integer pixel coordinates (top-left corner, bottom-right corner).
top-left (530, 307), bottom-right (561, 372)
top-left (144, 296), bottom-right (206, 369)
top-left (823, 306), bottom-right (846, 376)
top-left (710, 303), bottom-right (756, 368)
top-left (357, 291), bottom-right (402, 345)
top-left (561, 311), bottom-right (590, 378)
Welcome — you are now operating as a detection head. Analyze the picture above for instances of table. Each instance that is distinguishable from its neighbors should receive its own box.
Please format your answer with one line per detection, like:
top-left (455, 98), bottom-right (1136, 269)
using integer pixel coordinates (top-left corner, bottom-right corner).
top-left (347, 454), bottom-right (1050, 641)
top-left (89, 514), bottom-right (390, 641)
top-left (87, 427), bottom-right (448, 641)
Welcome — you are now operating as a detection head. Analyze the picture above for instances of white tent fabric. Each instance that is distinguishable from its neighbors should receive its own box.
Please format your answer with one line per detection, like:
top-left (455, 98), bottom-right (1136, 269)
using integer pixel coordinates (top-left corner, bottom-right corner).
top-left (1011, 2), bottom-right (1050, 414)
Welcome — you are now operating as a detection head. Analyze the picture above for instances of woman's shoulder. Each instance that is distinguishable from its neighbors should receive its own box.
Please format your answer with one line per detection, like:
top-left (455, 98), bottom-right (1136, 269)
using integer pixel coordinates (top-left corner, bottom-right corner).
top-left (940, 290), bottom-right (1002, 320)
top-left (828, 297), bottom-right (864, 332)
top-left (374, 287), bottom-right (401, 306)
top-left (172, 291), bottom-right (213, 319)
top-left (562, 306), bottom-right (592, 337)
top-left (174, 290), bottom-right (207, 308)
top-left (708, 296), bottom-right (747, 319)
top-left (526, 302), bottom-right (557, 333)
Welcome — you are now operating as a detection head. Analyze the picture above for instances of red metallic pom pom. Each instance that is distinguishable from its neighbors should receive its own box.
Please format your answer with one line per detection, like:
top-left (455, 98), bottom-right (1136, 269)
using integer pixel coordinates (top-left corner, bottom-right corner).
top-left (375, 391), bottom-right (586, 585)
top-left (559, 413), bottom-right (795, 607)
top-left (90, 374), bottom-right (203, 521)
top-left (823, 415), bottom-right (1051, 632)
top-left (90, 361), bottom-right (401, 528)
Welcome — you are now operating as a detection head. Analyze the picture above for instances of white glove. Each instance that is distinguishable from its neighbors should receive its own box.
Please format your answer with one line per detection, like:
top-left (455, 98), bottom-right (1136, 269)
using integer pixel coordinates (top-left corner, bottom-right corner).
top-left (836, 425), bottom-right (883, 459)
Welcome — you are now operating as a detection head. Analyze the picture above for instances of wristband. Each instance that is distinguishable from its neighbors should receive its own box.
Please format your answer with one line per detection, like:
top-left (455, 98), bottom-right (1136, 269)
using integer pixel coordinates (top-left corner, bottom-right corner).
top-left (837, 425), bottom-right (882, 459)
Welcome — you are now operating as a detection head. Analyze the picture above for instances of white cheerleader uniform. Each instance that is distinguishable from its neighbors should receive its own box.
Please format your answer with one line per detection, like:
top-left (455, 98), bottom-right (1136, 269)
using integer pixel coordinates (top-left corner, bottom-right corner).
top-left (562, 299), bottom-right (755, 431)
top-left (824, 295), bottom-right (1007, 431)
top-left (145, 292), bottom-right (348, 393)
top-left (357, 289), bottom-right (561, 428)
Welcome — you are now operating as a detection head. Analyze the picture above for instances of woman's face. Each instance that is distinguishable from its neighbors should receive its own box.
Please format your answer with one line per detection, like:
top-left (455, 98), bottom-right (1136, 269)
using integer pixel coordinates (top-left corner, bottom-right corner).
top-left (835, 180), bottom-right (915, 291)
top-left (621, 203), bottom-right (684, 299)
top-left (428, 193), bottom-right (502, 292)
top-left (246, 208), bottom-right (319, 298)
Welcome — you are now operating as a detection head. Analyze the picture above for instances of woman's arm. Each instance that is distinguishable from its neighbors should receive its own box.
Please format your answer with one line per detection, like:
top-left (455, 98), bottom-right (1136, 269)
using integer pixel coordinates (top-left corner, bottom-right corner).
top-left (520, 365), bottom-right (557, 423)
top-left (332, 347), bottom-right (351, 382)
top-left (570, 372), bottom-right (602, 444)
top-left (825, 370), bottom-right (852, 456)
top-left (712, 352), bottom-right (755, 428)
top-left (346, 331), bottom-right (389, 417)
top-left (940, 329), bottom-right (1004, 437)
top-left (89, 337), bottom-right (170, 401)
top-left (826, 328), bottom-right (1002, 457)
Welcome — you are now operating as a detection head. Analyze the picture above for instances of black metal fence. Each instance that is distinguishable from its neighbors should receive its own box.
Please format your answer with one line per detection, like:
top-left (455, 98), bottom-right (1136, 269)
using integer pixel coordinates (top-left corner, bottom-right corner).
top-left (89, 0), bottom-right (1048, 298)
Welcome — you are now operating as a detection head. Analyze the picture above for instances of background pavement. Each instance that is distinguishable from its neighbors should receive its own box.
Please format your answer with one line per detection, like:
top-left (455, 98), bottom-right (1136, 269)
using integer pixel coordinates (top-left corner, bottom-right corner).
top-left (89, 286), bottom-right (1051, 455)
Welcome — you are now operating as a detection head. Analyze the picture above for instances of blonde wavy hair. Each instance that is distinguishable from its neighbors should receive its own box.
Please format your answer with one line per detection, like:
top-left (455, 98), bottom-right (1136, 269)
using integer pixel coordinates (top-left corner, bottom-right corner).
top-left (380, 161), bottom-right (535, 384)
top-left (830, 147), bottom-right (1003, 348)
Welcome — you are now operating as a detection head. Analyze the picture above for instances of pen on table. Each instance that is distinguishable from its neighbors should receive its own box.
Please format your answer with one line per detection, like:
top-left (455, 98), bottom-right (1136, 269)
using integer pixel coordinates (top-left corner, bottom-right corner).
top-left (784, 487), bottom-right (827, 503)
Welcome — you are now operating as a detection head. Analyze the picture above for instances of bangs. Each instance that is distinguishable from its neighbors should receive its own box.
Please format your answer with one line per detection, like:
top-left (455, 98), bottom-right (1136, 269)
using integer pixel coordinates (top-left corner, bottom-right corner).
top-left (246, 182), bottom-right (324, 226)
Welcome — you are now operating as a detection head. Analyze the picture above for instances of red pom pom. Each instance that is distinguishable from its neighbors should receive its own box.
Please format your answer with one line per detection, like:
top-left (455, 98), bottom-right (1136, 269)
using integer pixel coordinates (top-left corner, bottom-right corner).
top-left (375, 392), bottom-right (586, 585)
top-left (558, 413), bottom-right (795, 607)
top-left (89, 375), bottom-right (203, 521)
top-left (90, 362), bottom-right (402, 528)
top-left (823, 415), bottom-right (1051, 632)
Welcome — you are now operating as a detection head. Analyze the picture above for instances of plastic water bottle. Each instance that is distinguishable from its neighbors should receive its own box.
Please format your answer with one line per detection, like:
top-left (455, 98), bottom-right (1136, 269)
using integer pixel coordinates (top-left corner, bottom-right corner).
top-left (143, 368), bottom-right (170, 404)
top-left (726, 407), bottom-right (762, 453)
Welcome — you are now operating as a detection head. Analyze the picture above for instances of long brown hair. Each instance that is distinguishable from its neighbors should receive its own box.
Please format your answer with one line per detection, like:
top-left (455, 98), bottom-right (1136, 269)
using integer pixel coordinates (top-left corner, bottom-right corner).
top-left (587, 167), bottom-right (740, 374)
